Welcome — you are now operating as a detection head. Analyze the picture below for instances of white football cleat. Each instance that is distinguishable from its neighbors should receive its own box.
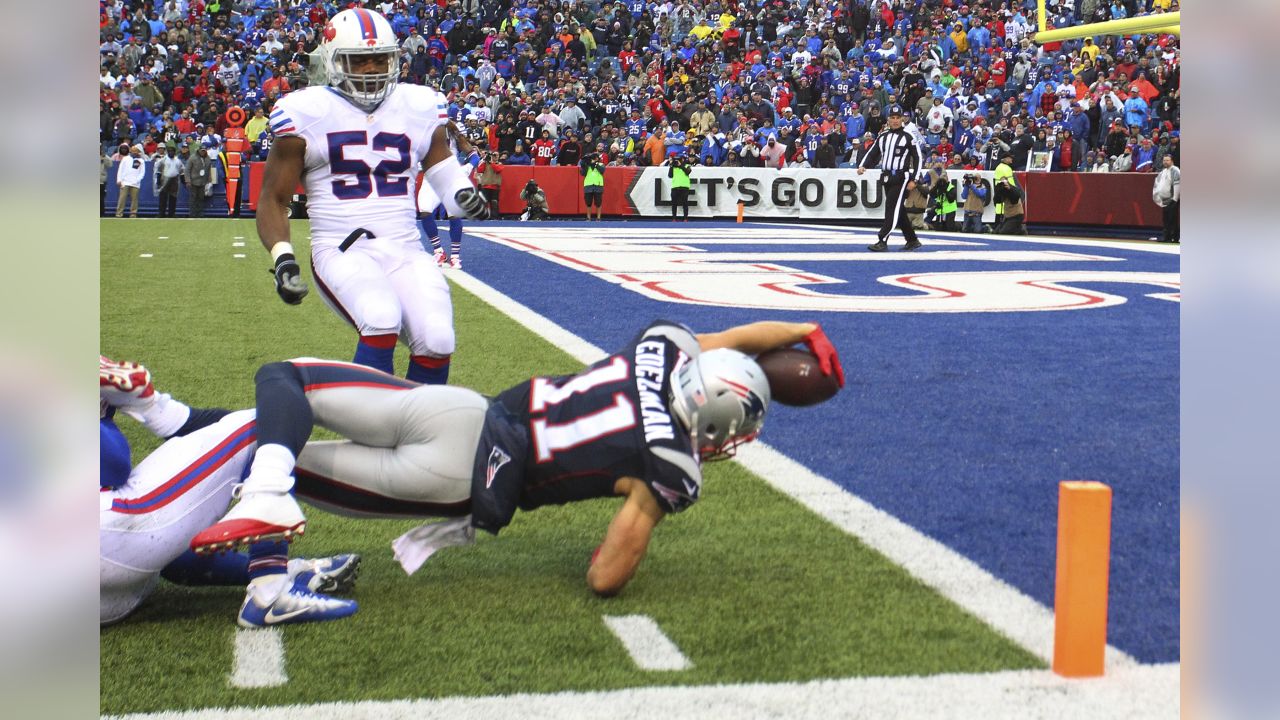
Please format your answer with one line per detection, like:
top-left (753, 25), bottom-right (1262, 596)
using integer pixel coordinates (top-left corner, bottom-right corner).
top-left (433, 247), bottom-right (446, 266)
top-left (190, 482), bottom-right (306, 554)
top-left (100, 356), bottom-right (156, 410)
top-left (449, 255), bottom-right (461, 270)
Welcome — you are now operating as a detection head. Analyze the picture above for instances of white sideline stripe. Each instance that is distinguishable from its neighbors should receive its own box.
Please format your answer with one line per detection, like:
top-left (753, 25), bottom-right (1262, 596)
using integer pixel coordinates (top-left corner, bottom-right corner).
top-left (450, 266), bottom-right (1138, 668)
top-left (139, 254), bottom-right (153, 258)
top-left (103, 663), bottom-right (1179, 720)
top-left (229, 628), bottom-right (287, 689)
top-left (602, 615), bottom-right (692, 671)
top-left (735, 443), bottom-right (1135, 668)
top-left (783, 223), bottom-right (1182, 254)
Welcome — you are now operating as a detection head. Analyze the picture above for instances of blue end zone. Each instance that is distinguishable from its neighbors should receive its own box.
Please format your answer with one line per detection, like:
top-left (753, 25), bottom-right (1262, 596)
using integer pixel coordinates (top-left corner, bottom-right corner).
top-left (462, 220), bottom-right (1179, 664)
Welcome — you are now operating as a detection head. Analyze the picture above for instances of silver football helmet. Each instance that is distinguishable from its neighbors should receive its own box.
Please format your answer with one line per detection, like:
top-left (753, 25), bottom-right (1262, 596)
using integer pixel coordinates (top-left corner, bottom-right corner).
top-left (670, 349), bottom-right (770, 461)
top-left (318, 8), bottom-right (401, 112)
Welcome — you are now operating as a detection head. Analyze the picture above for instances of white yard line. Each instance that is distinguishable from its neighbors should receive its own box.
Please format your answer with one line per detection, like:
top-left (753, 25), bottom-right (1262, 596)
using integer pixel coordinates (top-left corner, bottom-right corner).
top-left (104, 663), bottom-right (1179, 720)
top-left (233, 241), bottom-right (245, 247)
top-left (139, 254), bottom-right (153, 258)
top-left (233, 254), bottom-right (246, 259)
top-left (448, 268), bottom-right (1136, 668)
top-left (228, 628), bottom-right (287, 689)
top-left (602, 615), bottom-right (692, 671)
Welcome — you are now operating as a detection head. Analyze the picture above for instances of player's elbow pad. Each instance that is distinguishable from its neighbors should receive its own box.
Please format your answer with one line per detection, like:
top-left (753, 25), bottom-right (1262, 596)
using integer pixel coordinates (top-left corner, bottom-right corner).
top-left (425, 156), bottom-right (486, 219)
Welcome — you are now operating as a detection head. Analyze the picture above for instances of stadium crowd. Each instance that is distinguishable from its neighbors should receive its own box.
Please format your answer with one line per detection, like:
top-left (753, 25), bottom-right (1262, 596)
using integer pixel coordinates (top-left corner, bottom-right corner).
top-left (99, 0), bottom-right (1180, 179)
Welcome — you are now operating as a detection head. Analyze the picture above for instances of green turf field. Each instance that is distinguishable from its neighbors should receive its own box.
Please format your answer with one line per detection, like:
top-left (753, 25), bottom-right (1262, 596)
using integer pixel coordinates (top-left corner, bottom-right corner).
top-left (100, 219), bottom-right (1041, 716)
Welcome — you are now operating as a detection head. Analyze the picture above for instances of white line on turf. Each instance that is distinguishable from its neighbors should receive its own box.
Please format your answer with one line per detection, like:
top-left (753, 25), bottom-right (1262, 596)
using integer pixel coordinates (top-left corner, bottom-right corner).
top-left (233, 254), bottom-right (246, 259)
top-left (234, 236), bottom-right (245, 239)
top-left (602, 615), bottom-right (692, 671)
top-left (233, 242), bottom-right (245, 247)
top-left (157, 236), bottom-right (169, 240)
top-left (446, 268), bottom-right (1137, 668)
top-left (103, 663), bottom-right (1179, 720)
top-left (229, 628), bottom-right (287, 689)
top-left (139, 254), bottom-right (153, 258)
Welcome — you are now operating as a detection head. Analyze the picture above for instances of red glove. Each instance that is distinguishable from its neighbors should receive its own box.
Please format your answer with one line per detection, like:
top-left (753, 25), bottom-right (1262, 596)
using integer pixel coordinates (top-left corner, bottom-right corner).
top-left (803, 325), bottom-right (845, 388)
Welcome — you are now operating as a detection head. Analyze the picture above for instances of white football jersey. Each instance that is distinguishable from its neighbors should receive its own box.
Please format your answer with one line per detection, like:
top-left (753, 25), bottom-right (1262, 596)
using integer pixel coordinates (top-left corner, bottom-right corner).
top-left (269, 84), bottom-right (450, 245)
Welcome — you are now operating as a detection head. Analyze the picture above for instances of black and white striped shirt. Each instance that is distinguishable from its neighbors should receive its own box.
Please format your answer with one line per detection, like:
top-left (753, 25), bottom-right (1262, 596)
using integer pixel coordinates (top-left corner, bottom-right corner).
top-left (857, 127), bottom-right (925, 181)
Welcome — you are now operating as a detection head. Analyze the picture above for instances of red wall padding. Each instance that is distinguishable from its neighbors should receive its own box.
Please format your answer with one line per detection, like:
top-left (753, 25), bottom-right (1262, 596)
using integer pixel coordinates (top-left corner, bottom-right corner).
top-left (247, 162), bottom-right (1160, 228)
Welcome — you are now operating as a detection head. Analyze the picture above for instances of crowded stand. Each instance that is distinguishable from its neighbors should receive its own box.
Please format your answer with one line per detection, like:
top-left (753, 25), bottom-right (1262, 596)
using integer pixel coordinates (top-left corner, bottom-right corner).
top-left (99, 0), bottom-right (1180, 192)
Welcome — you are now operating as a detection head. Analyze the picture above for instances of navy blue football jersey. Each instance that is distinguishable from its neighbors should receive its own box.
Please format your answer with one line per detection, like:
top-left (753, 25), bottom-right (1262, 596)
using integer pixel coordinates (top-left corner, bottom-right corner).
top-left (471, 321), bottom-right (703, 533)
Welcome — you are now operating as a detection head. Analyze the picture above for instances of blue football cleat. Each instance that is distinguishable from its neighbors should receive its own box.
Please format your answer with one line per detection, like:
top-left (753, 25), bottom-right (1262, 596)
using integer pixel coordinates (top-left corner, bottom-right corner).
top-left (237, 572), bottom-right (357, 628)
top-left (287, 554), bottom-right (361, 594)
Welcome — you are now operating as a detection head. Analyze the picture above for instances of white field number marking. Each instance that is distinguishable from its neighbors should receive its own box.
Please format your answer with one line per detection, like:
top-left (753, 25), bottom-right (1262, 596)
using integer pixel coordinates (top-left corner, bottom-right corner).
top-left (229, 628), bottom-right (287, 688)
top-left (603, 615), bottom-right (691, 671)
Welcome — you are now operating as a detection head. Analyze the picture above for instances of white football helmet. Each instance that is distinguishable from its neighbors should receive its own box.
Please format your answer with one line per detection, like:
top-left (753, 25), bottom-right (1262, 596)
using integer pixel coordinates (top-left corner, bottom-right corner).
top-left (318, 8), bottom-right (401, 111)
top-left (670, 349), bottom-right (770, 462)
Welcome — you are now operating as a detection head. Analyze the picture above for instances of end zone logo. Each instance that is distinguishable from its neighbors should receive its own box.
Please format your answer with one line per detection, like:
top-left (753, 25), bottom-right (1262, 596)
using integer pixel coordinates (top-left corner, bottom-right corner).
top-left (474, 228), bottom-right (1179, 313)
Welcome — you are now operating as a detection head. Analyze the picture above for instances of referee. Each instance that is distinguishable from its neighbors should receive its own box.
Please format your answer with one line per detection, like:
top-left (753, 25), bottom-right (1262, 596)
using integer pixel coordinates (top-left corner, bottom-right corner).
top-left (856, 105), bottom-right (925, 251)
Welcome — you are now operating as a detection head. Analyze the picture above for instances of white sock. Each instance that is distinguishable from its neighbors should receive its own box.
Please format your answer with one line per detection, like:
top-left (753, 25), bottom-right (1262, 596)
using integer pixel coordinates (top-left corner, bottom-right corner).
top-left (124, 392), bottom-right (191, 438)
top-left (248, 575), bottom-right (288, 603)
top-left (244, 444), bottom-right (297, 494)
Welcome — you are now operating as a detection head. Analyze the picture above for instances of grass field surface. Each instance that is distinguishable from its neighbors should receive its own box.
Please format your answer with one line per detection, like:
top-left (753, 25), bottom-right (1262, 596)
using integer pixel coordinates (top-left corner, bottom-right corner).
top-left (101, 219), bottom-right (1048, 716)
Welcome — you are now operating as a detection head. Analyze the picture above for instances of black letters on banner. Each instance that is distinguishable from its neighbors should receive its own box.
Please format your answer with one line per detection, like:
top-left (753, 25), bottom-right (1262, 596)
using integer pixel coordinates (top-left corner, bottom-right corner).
top-left (837, 179), bottom-right (857, 208)
top-left (799, 178), bottom-right (823, 207)
top-left (738, 178), bottom-right (761, 206)
top-left (861, 179), bottom-right (882, 209)
top-left (698, 177), bottom-right (722, 206)
top-left (771, 177), bottom-right (795, 206)
top-left (653, 179), bottom-right (670, 207)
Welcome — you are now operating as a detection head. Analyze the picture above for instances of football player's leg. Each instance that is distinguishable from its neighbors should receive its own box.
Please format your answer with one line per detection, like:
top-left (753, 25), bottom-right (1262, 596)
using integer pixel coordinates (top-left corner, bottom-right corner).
top-left (448, 217), bottom-right (463, 267)
top-left (294, 384), bottom-right (486, 514)
top-left (393, 254), bottom-right (455, 385)
top-left (189, 358), bottom-right (409, 552)
top-left (101, 410), bottom-right (257, 623)
top-left (311, 246), bottom-right (403, 375)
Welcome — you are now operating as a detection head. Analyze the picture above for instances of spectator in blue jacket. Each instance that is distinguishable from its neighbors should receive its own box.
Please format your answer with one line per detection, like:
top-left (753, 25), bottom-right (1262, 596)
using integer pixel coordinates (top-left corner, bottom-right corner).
top-left (1123, 87), bottom-right (1150, 130)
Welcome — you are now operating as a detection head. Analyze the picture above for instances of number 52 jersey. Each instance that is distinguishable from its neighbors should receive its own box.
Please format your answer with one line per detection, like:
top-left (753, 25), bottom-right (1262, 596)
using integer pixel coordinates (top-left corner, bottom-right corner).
top-left (469, 321), bottom-right (705, 534)
top-left (268, 84), bottom-right (450, 246)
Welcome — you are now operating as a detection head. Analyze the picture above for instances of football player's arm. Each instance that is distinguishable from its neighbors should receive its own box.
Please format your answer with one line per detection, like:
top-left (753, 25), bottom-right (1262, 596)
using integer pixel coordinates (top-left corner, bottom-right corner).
top-left (423, 124), bottom-right (488, 218)
top-left (587, 478), bottom-right (665, 597)
top-left (697, 321), bottom-right (845, 386)
top-left (257, 136), bottom-right (309, 304)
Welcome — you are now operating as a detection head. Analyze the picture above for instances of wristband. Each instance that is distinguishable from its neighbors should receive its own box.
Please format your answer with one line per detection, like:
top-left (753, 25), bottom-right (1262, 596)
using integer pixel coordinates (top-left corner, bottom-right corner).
top-left (270, 242), bottom-right (295, 264)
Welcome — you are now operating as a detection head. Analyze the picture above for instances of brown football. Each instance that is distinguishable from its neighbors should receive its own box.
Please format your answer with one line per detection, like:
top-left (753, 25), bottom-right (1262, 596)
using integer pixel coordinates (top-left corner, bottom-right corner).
top-left (755, 347), bottom-right (840, 407)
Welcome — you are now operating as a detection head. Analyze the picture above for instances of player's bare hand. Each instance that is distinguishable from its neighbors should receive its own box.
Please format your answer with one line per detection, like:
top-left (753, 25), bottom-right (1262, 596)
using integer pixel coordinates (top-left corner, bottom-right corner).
top-left (856, 167), bottom-right (866, 175)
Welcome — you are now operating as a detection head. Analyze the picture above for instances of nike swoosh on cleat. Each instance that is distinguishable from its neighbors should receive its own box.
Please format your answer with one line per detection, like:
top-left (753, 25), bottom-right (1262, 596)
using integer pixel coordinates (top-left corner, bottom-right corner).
top-left (265, 606), bottom-right (315, 624)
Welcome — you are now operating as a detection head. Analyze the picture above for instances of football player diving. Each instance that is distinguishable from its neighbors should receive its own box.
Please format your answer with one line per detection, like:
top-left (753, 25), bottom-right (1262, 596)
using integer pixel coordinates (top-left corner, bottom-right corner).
top-left (190, 320), bottom-right (844, 597)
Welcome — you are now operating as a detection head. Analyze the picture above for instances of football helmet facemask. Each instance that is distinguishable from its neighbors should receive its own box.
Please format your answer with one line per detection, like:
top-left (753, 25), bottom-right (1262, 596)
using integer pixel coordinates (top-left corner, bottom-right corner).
top-left (319, 9), bottom-right (401, 112)
top-left (670, 349), bottom-right (770, 462)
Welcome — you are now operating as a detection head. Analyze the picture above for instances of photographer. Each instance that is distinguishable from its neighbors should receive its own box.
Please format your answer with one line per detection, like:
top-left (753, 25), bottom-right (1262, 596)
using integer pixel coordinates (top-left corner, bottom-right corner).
top-left (580, 151), bottom-right (605, 221)
top-left (520, 179), bottom-right (549, 221)
top-left (666, 153), bottom-right (693, 222)
top-left (476, 152), bottom-right (503, 219)
top-left (928, 163), bottom-right (958, 232)
top-left (993, 176), bottom-right (1026, 235)
top-left (959, 173), bottom-right (989, 234)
